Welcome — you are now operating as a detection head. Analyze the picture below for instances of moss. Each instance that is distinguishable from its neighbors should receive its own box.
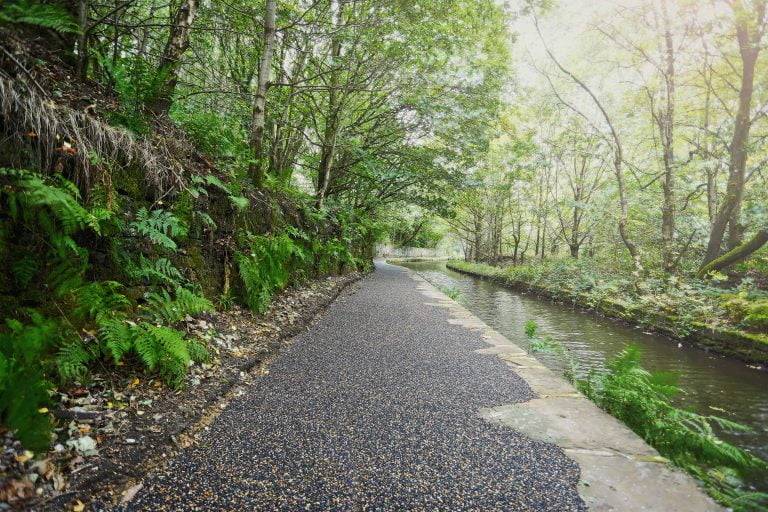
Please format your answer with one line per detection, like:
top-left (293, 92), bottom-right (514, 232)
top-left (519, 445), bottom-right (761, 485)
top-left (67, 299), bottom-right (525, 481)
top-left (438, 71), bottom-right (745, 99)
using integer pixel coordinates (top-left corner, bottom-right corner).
top-left (176, 244), bottom-right (221, 299)
top-left (111, 165), bottom-right (146, 198)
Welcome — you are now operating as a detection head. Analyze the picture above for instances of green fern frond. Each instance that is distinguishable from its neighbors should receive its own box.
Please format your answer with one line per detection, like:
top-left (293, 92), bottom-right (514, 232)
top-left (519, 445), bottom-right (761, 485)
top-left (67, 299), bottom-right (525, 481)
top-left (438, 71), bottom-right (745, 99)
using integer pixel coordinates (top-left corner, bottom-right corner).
top-left (186, 339), bottom-right (209, 364)
top-left (56, 342), bottom-right (93, 382)
top-left (0, 1), bottom-right (80, 34)
top-left (130, 208), bottom-right (188, 252)
top-left (143, 287), bottom-right (213, 324)
top-left (98, 316), bottom-right (133, 363)
top-left (11, 256), bottom-right (39, 287)
top-left (130, 323), bottom-right (159, 370)
top-left (72, 281), bottom-right (131, 322)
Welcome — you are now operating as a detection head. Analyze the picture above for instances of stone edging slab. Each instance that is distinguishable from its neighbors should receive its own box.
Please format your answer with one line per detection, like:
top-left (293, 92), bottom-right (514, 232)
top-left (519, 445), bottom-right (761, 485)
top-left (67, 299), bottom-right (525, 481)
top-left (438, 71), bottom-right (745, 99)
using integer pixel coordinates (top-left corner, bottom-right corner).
top-left (402, 265), bottom-right (722, 512)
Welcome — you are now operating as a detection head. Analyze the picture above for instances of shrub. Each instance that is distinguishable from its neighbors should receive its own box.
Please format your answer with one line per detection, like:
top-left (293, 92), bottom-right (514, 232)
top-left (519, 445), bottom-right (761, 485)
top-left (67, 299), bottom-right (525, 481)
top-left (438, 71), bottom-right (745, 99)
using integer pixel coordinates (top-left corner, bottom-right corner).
top-left (743, 300), bottom-right (768, 331)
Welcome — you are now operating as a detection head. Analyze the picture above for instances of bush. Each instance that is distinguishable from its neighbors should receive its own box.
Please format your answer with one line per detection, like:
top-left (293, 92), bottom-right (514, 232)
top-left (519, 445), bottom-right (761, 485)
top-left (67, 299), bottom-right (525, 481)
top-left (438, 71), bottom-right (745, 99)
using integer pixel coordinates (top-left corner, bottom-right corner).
top-left (743, 300), bottom-right (768, 330)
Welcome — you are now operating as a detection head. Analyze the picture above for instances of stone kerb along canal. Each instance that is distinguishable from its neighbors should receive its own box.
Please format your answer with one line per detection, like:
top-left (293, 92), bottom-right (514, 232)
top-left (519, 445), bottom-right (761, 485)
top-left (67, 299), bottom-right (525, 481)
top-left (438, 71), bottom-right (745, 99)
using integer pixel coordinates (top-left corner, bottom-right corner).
top-left (404, 265), bottom-right (721, 511)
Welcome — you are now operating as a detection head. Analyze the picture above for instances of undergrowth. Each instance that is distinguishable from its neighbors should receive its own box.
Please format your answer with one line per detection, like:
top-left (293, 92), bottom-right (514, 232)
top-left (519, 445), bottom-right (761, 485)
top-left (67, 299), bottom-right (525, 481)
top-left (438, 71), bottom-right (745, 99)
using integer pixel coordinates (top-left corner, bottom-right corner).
top-left (438, 285), bottom-right (462, 301)
top-left (0, 169), bottom-right (212, 449)
top-left (523, 320), bottom-right (768, 511)
top-left (0, 165), bottom-right (370, 451)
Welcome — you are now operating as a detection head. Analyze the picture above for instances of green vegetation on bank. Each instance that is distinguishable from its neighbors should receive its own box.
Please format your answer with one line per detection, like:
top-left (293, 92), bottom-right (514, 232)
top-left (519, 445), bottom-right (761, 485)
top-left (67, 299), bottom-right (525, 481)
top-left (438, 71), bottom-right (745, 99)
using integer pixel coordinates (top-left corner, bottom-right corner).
top-left (448, 259), bottom-right (768, 362)
top-left (0, 0), bottom-right (512, 455)
top-left (524, 321), bottom-right (768, 511)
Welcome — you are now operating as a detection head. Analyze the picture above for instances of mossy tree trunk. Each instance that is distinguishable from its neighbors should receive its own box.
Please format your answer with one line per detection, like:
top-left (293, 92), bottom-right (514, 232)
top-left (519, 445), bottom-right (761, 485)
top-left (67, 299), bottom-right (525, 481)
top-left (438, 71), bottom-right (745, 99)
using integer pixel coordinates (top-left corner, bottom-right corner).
top-left (698, 229), bottom-right (768, 277)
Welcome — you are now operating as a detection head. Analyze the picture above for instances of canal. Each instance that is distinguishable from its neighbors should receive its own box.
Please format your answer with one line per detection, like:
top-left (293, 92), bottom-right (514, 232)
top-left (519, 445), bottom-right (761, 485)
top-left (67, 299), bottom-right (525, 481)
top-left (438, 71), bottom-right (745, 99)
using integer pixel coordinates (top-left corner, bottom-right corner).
top-left (398, 260), bottom-right (768, 491)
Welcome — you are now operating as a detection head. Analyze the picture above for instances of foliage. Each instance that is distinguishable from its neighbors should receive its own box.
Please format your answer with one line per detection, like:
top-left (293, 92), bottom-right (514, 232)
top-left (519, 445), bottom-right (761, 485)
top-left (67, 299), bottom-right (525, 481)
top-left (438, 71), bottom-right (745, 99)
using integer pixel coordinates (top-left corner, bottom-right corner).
top-left (578, 347), bottom-right (767, 510)
top-left (524, 319), bottom-right (537, 339)
top-left (143, 287), bottom-right (213, 324)
top-left (0, 313), bottom-right (60, 451)
top-left (0, 169), bottom-right (216, 449)
top-left (130, 208), bottom-right (188, 252)
top-left (237, 233), bottom-right (301, 313)
top-left (438, 285), bottom-right (462, 301)
top-left (448, 259), bottom-right (768, 339)
top-left (0, 0), bottom-right (80, 33)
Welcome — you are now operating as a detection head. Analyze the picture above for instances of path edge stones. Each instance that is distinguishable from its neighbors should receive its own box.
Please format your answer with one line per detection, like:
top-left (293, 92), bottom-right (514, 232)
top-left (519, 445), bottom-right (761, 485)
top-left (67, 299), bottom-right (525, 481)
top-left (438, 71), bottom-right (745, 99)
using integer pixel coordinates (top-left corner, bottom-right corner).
top-left (399, 263), bottom-right (723, 512)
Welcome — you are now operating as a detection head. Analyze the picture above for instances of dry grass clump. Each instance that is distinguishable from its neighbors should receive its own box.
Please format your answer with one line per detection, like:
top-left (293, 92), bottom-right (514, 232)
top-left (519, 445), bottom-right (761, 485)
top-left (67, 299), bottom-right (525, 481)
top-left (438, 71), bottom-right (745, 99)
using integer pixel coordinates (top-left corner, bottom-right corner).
top-left (0, 77), bottom-right (185, 195)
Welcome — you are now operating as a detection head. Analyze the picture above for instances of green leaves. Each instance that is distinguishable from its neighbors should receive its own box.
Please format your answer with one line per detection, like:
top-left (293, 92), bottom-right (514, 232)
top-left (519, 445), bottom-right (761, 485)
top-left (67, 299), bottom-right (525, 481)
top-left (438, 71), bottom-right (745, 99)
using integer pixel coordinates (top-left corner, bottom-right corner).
top-left (578, 347), bottom-right (767, 509)
top-left (0, 0), bottom-right (80, 34)
top-left (0, 314), bottom-right (64, 451)
top-left (143, 287), bottom-right (214, 324)
top-left (131, 208), bottom-right (188, 252)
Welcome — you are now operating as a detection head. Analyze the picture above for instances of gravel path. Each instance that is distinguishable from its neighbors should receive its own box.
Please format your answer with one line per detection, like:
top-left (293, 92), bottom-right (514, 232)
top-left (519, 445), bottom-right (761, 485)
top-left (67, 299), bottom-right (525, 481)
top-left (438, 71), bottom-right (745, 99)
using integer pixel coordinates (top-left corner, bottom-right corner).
top-left (122, 262), bottom-right (585, 511)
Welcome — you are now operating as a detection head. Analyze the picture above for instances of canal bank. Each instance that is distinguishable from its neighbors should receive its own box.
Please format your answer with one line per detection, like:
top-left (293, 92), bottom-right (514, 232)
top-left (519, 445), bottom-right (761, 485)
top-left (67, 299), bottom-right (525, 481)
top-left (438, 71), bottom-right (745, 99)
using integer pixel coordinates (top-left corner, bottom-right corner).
top-left (397, 260), bottom-right (768, 500)
top-left (444, 261), bottom-right (768, 365)
top-left (404, 265), bottom-right (721, 511)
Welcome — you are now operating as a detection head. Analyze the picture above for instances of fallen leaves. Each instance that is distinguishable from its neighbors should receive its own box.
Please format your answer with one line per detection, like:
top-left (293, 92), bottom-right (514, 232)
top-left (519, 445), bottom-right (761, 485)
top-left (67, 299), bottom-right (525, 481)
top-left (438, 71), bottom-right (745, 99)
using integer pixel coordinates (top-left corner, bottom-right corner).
top-left (0, 273), bottom-right (358, 508)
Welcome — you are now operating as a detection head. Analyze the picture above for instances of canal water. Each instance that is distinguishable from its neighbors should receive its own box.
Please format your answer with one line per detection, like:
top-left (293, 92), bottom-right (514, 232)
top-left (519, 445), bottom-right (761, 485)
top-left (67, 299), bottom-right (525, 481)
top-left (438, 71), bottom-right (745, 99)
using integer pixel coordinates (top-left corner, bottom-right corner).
top-left (398, 260), bottom-right (768, 491)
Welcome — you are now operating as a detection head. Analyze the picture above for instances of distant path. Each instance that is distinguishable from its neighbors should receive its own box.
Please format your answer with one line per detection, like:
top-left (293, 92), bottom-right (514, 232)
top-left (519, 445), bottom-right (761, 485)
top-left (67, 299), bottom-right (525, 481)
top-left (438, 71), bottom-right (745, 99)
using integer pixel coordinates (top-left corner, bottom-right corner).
top-left (123, 261), bottom-right (585, 510)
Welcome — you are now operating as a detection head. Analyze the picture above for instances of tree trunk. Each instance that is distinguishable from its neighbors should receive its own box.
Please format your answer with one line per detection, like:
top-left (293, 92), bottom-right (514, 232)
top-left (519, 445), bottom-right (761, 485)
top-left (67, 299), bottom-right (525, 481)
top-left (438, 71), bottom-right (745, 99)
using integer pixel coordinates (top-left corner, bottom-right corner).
top-left (316, 0), bottom-right (343, 209)
top-left (150, 0), bottom-right (198, 117)
top-left (703, 82), bottom-right (718, 225)
top-left (698, 229), bottom-right (768, 277)
top-left (702, 0), bottom-right (765, 267)
top-left (248, 0), bottom-right (277, 188)
top-left (659, 0), bottom-right (676, 272)
top-left (76, 0), bottom-right (89, 79)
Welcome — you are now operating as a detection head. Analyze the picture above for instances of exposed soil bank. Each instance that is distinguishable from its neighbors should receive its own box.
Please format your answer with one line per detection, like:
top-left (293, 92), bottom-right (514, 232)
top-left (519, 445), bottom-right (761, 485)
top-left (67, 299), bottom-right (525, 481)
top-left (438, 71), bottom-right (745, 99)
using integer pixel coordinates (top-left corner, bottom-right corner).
top-left (446, 261), bottom-right (768, 365)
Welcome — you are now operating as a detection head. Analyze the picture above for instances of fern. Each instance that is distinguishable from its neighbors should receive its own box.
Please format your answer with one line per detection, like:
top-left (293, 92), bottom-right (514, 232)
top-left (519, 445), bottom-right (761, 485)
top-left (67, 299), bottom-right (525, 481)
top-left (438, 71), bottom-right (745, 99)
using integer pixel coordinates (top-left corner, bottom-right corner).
top-left (130, 208), bottom-right (188, 252)
top-left (98, 316), bottom-right (133, 363)
top-left (131, 323), bottom-right (161, 370)
top-left (56, 341), bottom-right (95, 382)
top-left (124, 255), bottom-right (185, 287)
top-left (0, 313), bottom-right (65, 451)
top-left (0, 0), bottom-right (80, 33)
top-left (11, 255), bottom-right (39, 287)
top-left (190, 174), bottom-right (249, 210)
top-left (72, 281), bottom-right (131, 322)
top-left (186, 339), bottom-right (210, 364)
top-left (1, 169), bottom-right (97, 236)
top-left (236, 233), bottom-right (307, 313)
top-left (129, 323), bottom-right (196, 388)
top-left (143, 287), bottom-right (213, 324)
top-left (578, 347), bottom-right (767, 509)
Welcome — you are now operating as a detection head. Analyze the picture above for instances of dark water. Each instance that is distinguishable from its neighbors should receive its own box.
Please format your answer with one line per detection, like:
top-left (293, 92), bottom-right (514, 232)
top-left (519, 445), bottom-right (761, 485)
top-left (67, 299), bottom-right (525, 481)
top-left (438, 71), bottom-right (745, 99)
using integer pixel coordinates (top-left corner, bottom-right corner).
top-left (398, 261), bottom-right (768, 490)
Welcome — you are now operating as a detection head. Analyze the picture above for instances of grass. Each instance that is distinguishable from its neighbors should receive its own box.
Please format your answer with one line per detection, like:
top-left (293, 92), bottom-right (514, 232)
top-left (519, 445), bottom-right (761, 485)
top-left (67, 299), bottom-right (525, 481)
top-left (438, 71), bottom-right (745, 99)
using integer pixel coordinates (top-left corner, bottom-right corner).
top-left (438, 285), bottom-right (462, 301)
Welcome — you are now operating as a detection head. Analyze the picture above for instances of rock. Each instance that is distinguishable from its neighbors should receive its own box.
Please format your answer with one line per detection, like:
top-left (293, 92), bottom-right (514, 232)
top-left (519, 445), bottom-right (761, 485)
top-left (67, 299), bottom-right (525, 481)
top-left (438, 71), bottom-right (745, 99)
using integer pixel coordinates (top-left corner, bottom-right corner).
top-left (66, 436), bottom-right (98, 457)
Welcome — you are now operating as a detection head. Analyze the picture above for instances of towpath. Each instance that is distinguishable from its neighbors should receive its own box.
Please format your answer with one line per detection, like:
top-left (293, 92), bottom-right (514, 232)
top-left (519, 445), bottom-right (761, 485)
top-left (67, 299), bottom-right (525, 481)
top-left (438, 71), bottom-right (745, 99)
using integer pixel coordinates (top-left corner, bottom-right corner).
top-left (121, 262), bottom-right (719, 511)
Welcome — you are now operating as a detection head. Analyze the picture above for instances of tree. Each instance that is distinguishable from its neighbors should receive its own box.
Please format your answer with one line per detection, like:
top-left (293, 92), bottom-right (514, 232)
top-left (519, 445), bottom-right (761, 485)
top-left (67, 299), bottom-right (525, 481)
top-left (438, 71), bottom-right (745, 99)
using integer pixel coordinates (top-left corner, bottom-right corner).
top-left (701, 0), bottom-right (767, 268)
top-left (248, 0), bottom-right (277, 188)
top-left (151, 0), bottom-right (199, 116)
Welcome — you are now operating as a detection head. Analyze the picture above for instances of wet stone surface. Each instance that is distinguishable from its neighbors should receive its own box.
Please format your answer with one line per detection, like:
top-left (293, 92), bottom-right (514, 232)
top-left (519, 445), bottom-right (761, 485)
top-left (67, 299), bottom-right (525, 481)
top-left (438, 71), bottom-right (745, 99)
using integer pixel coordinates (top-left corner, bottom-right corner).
top-left (120, 263), bottom-right (585, 511)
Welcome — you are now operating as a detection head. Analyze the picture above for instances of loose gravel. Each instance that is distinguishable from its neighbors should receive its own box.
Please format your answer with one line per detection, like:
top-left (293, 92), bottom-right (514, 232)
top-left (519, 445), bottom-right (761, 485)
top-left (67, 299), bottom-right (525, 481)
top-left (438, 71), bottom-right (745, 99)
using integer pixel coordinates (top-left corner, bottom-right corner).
top-left (120, 263), bottom-right (586, 511)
